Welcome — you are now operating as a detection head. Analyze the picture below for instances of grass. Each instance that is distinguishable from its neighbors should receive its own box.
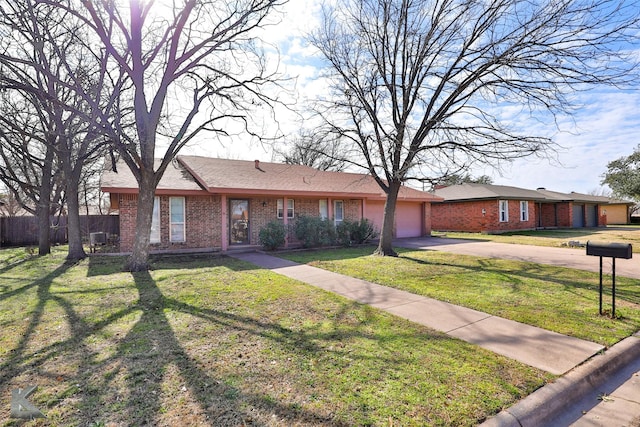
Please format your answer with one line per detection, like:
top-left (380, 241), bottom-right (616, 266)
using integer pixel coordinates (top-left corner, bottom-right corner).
top-left (0, 247), bottom-right (550, 426)
top-left (280, 246), bottom-right (640, 347)
top-left (434, 226), bottom-right (640, 250)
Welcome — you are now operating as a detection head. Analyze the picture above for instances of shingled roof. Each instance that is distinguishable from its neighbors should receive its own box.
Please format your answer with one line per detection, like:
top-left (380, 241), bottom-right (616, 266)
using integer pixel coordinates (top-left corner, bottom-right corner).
top-left (101, 155), bottom-right (441, 202)
top-left (434, 184), bottom-right (635, 205)
top-left (433, 183), bottom-right (547, 202)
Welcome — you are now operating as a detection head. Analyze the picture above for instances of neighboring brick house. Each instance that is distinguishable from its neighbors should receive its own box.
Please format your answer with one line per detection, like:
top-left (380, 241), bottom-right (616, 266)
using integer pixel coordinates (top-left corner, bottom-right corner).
top-left (101, 155), bottom-right (442, 252)
top-left (533, 189), bottom-right (634, 227)
top-left (431, 183), bottom-right (633, 233)
top-left (431, 184), bottom-right (544, 233)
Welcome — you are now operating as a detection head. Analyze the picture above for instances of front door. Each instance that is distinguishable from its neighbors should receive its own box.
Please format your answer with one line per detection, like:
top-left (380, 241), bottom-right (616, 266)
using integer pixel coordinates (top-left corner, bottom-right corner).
top-left (230, 199), bottom-right (250, 245)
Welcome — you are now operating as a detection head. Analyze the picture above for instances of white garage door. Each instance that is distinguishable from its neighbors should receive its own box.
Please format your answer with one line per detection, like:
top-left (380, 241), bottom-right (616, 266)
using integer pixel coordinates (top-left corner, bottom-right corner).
top-left (395, 202), bottom-right (423, 238)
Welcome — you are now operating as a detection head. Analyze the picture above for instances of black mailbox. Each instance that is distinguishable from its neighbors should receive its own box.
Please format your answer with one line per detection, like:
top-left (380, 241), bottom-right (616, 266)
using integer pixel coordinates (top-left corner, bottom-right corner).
top-left (586, 241), bottom-right (632, 259)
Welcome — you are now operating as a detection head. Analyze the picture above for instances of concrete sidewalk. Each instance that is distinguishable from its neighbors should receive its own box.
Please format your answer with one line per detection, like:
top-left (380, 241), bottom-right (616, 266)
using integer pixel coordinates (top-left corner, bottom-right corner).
top-left (231, 242), bottom-right (640, 426)
top-left (231, 252), bottom-right (603, 375)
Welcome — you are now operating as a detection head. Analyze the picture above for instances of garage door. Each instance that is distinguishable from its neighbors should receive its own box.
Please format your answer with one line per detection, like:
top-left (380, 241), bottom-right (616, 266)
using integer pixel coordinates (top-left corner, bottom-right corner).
top-left (395, 202), bottom-right (423, 238)
top-left (585, 204), bottom-right (598, 227)
top-left (572, 204), bottom-right (584, 227)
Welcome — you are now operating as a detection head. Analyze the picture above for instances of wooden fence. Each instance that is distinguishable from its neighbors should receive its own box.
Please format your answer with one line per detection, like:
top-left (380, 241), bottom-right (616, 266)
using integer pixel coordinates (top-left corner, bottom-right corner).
top-left (0, 215), bottom-right (119, 247)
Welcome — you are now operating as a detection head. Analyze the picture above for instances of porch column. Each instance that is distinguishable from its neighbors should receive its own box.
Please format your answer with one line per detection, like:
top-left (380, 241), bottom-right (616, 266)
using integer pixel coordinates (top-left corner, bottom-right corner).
top-left (221, 195), bottom-right (228, 251)
top-left (283, 196), bottom-right (289, 248)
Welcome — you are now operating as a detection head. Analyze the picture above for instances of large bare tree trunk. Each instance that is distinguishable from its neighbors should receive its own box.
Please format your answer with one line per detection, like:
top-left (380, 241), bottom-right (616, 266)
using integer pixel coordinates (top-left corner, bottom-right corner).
top-left (37, 145), bottom-right (54, 256)
top-left (65, 175), bottom-right (86, 261)
top-left (374, 180), bottom-right (401, 257)
top-left (125, 171), bottom-right (155, 272)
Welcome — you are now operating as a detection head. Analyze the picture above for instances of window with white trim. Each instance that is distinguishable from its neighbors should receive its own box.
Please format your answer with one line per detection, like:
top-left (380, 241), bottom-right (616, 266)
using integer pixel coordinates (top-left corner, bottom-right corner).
top-left (319, 199), bottom-right (328, 219)
top-left (520, 201), bottom-right (529, 221)
top-left (150, 196), bottom-right (160, 243)
top-left (277, 198), bottom-right (294, 219)
top-left (170, 197), bottom-right (185, 242)
top-left (334, 200), bottom-right (344, 225)
top-left (499, 200), bottom-right (509, 222)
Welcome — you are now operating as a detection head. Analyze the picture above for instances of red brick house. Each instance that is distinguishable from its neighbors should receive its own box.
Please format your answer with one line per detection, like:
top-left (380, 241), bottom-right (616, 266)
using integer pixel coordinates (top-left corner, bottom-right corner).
top-left (431, 184), bottom-right (545, 233)
top-left (101, 155), bottom-right (442, 252)
top-left (535, 189), bottom-right (634, 227)
top-left (431, 183), bottom-right (631, 233)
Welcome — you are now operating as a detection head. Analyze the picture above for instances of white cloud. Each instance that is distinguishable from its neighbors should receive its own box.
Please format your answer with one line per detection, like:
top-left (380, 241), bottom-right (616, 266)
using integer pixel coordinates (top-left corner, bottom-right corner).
top-left (487, 90), bottom-right (640, 193)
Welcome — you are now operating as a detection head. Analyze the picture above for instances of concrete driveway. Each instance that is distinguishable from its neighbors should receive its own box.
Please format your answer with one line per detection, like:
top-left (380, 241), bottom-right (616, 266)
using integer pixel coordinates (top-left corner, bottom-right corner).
top-left (395, 237), bottom-right (640, 279)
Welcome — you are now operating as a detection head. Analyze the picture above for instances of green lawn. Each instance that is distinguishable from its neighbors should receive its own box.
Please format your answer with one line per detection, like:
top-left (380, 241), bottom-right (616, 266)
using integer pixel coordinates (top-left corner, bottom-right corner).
top-left (281, 246), bottom-right (640, 347)
top-left (0, 247), bottom-right (550, 427)
top-left (434, 226), bottom-right (640, 251)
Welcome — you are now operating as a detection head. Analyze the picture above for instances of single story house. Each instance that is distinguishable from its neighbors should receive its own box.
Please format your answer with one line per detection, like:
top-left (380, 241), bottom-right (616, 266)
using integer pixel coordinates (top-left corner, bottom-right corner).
top-left (101, 155), bottom-right (442, 252)
top-left (431, 183), bottom-right (546, 233)
top-left (431, 183), bottom-right (634, 233)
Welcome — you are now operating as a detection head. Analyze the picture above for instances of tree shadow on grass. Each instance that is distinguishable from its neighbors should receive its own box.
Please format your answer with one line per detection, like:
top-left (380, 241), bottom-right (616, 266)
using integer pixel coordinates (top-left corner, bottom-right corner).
top-left (105, 271), bottom-right (414, 425)
top-left (2, 252), bottom-right (532, 426)
top-left (2, 255), bottom-right (354, 425)
top-left (0, 261), bottom-right (74, 386)
top-left (400, 252), bottom-right (640, 304)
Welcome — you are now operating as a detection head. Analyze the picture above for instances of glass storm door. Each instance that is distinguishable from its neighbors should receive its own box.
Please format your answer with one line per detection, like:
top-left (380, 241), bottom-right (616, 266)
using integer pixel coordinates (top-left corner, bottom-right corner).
top-left (230, 199), bottom-right (250, 245)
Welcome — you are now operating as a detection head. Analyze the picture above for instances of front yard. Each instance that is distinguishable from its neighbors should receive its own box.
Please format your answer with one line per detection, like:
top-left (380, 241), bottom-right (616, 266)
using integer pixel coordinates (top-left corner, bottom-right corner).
top-left (282, 246), bottom-right (640, 347)
top-left (0, 247), bottom-right (549, 427)
top-left (434, 226), bottom-right (640, 251)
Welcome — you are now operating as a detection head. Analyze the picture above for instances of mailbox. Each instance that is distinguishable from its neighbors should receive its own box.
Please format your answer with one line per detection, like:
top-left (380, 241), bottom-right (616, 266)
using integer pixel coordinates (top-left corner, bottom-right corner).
top-left (586, 241), bottom-right (632, 259)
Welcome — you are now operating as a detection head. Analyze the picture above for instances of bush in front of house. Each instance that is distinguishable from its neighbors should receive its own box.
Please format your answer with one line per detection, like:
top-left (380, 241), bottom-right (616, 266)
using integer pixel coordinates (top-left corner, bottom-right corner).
top-left (336, 218), bottom-right (378, 246)
top-left (259, 221), bottom-right (287, 250)
top-left (294, 216), bottom-right (336, 248)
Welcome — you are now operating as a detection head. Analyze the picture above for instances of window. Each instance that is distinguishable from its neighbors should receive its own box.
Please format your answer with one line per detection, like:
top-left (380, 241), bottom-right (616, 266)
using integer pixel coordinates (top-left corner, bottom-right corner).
top-left (150, 197), bottom-right (160, 243)
top-left (277, 198), bottom-right (294, 219)
top-left (170, 197), bottom-right (185, 242)
top-left (520, 201), bottom-right (529, 221)
top-left (334, 200), bottom-right (344, 225)
top-left (319, 199), bottom-right (328, 219)
top-left (499, 200), bottom-right (509, 222)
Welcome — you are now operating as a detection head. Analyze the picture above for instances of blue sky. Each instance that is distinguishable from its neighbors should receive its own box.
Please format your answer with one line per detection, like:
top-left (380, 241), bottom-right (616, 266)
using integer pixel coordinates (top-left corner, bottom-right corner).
top-left (186, 0), bottom-right (640, 195)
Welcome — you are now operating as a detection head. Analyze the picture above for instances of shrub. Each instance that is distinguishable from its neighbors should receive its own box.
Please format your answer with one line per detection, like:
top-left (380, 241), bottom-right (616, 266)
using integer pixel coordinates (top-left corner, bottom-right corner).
top-left (258, 221), bottom-right (286, 250)
top-left (350, 218), bottom-right (378, 244)
top-left (336, 219), bottom-right (378, 246)
top-left (335, 221), bottom-right (352, 247)
top-left (294, 216), bottom-right (336, 248)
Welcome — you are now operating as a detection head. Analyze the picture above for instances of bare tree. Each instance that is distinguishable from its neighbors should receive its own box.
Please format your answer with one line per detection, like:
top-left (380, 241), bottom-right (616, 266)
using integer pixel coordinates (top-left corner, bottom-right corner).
top-left (0, 188), bottom-right (22, 217)
top-left (274, 129), bottom-right (347, 171)
top-left (0, 72), bottom-right (66, 256)
top-left (309, 0), bottom-right (640, 256)
top-left (41, 0), bottom-right (287, 270)
top-left (0, 1), bottom-right (112, 260)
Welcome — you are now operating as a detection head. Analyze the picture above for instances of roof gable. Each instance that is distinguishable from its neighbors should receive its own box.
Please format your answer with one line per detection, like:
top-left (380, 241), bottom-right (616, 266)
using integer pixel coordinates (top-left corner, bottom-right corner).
top-left (100, 158), bottom-right (206, 194)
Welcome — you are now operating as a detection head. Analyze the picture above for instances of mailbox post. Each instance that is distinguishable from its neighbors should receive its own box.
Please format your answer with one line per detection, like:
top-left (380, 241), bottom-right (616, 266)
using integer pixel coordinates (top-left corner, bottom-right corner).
top-left (586, 241), bottom-right (632, 318)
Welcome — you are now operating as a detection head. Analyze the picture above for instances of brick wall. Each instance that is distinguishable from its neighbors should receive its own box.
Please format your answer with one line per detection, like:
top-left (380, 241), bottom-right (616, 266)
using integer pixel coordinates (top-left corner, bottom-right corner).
top-left (537, 202), bottom-right (573, 228)
top-left (556, 202), bottom-right (572, 227)
top-left (117, 194), bottom-right (221, 252)
top-left (118, 194), bottom-right (371, 251)
top-left (423, 202), bottom-right (432, 235)
top-left (432, 199), bottom-right (536, 233)
top-left (118, 194), bottom-right (137, 252)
